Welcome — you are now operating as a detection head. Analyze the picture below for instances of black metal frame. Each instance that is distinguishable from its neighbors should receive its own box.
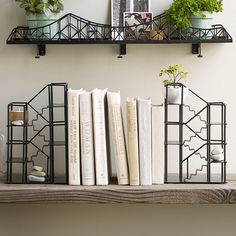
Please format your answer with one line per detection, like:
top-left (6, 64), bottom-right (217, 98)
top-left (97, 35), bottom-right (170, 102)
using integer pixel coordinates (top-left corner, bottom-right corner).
top-left (7, 83), bottom-right (68, 184)
top-left (164, 83), bottom-right (226, 184)
top-left (6, 13), bottom-right (232, 57)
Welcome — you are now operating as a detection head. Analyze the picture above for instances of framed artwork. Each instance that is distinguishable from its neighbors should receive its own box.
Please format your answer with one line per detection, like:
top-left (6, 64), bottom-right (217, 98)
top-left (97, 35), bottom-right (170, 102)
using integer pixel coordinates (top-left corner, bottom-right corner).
top-left (111, 0), bottom-right (131, 27)
top-left (123, 12), bottom-right (153, 39)
top-left (111, 0), bottom-right (151, 40)
top-left (133, 0), bottom-right (150, 12)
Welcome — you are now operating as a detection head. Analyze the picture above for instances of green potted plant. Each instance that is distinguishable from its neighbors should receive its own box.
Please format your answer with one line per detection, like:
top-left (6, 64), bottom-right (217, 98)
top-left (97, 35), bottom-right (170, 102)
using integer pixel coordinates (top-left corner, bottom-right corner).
top-left (159, 64), bottom-right (189, 104)
top-left (165, 0), bottom-right (223, 29)
top-left (15, 0), bottom-right (64, 33)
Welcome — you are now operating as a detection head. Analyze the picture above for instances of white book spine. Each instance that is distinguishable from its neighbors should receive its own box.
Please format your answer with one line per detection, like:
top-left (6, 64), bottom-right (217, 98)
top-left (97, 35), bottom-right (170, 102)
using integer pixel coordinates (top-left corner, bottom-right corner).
top-left (80, 92), bottom-right (95, 186)
top-left (152, 105), bottom-right (165, 184)
top-left (92, 89), bottom-right (108, 185)
top-left (138, 98), bottom-right (152, 186)
top-left (68, 89), bottom-right (83, 185)
top-left (126, 98), bottom-right (139, 185)
top-left (107, 92), bottom-right (129, 185)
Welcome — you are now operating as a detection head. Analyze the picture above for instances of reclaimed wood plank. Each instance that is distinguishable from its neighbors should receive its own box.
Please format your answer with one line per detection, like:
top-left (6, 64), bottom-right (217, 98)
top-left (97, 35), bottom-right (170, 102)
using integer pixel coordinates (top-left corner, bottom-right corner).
top-left (0, 178), bottom-right (236, 204)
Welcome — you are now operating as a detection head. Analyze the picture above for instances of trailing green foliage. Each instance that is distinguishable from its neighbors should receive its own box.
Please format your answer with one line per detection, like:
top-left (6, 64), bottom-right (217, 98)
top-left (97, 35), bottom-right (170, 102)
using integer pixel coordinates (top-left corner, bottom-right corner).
top-left (165, 0), bottom-right (223, 29)
top-left (159, 64), bottom-right (188, 86)
top-left (15, 0), bottom-right (64, 15)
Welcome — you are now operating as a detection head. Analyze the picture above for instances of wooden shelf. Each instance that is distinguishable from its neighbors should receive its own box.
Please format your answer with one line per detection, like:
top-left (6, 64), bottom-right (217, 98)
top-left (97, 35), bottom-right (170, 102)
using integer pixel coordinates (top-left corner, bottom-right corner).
top-left (1, 176), bottom-right (236, 204)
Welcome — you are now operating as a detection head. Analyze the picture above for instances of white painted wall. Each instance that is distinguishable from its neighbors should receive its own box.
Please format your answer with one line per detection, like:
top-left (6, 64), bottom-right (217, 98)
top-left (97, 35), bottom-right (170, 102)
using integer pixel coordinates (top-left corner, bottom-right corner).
top-left (0, 204), bottom-right (235, 236)
top-left (1, 0), bottom-right (235, 173)
top-left (0, 1), bottom-right (236, 235)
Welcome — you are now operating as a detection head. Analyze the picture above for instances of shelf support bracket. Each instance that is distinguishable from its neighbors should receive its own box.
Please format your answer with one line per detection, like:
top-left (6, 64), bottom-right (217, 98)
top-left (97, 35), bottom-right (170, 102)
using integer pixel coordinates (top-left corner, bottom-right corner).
top-left (118, 44), bottom-right (126, 58)
top-left (192, 43), bottom-right (203, 57)
top-left (35, 44), bottom-right (46, 58)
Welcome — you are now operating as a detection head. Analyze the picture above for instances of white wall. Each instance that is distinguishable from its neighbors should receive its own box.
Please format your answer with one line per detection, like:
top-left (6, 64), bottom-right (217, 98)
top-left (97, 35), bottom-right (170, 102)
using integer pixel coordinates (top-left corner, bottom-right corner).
top-left (0, 1), bottom-right (236, 236)
top-left (1, 0), bottom-right (235, 173)
top-left (0, 204), bottom-right (235, 236)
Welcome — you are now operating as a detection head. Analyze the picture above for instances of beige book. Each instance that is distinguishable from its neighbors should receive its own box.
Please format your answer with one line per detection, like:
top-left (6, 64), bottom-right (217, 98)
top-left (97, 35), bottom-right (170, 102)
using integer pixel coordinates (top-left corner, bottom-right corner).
top-left (80, 91), bottom-right (95, 186)
top-left (92, 88), bottom-right (108, 185)
top-left (152, 105), bottom-right (164, 184)
top-left (68, 88), bottom-right (84, 185)
top-left (126, 98), bottom-right (139, 185)
top-left (107, 92), bottom-right (129, 185)
top-left (137, 98), bottom-right (152, 186)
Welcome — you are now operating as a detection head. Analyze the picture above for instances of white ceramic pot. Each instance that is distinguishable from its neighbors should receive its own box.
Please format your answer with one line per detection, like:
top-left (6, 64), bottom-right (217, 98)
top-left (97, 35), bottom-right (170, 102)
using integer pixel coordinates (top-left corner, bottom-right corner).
top-left (163, 85), bottom-right (189, 104)
top-left (27, 13), bottom-right (59, 39)
top-left (190, 12), bottom-right (214, 29)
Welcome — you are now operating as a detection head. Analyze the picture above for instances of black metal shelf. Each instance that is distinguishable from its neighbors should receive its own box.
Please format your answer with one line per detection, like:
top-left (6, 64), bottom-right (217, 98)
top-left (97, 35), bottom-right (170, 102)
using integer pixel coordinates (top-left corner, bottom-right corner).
top-left (6, 13), bottom-right (232, 57)
top-left (166, 122), bottom-right (226, 125)
top-left (166, 122), bottom-right (181, 125)
top-left (210, 122), bottom-right (227, 125)
top-left (211, 160), bottom-right (227, 164)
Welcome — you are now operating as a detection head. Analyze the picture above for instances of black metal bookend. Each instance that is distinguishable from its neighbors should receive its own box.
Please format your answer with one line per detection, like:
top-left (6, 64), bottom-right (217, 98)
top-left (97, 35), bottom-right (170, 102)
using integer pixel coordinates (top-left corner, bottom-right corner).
top-left (7, 83), bottom-right (68, 184)
top-left (6, 82), bottom-right (227, 185)
top-left (164, 83), bottom-right (227, 184)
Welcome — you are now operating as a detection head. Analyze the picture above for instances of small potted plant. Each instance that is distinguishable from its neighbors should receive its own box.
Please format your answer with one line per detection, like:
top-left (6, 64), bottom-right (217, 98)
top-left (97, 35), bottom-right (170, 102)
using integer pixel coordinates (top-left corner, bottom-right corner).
top-left (159, 64), bottom-right (189, 104)
top-left (15, 0), bottom-right (64, 29)
top-left (165, 0), bottom-right (223, 29)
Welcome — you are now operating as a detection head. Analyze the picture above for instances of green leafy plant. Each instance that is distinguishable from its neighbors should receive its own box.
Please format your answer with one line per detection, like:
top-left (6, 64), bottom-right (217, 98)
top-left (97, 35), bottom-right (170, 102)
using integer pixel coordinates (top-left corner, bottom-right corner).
top-left (165, 0), bottom-right (223, 29)
top-left (44, 0), bottom-right (64, 14)
top-left (159, 64), bottom-right (188, 86)
top-left (15, 0), bottom-right (64, 15)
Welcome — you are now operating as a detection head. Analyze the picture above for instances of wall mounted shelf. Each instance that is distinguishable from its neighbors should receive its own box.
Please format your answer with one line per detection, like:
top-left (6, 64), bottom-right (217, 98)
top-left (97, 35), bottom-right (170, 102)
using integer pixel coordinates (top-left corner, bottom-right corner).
top-left (6, 13), bottom-right (233, 58)
top-left (0, 176), bottom-right (236, 204)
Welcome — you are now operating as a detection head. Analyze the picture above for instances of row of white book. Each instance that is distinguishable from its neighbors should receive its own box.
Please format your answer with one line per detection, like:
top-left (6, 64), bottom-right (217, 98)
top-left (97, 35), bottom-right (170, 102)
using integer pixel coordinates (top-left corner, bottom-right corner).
top-left (68, 88), bottom-right (164, 186)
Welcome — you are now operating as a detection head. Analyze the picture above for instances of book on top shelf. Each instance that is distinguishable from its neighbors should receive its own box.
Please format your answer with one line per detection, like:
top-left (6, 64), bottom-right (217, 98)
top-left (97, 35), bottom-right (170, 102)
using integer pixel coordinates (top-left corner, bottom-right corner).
top-left (126, 98), bottom-right (140, 185)
top-left (92, 88), bottom-right (109, 185)
top-left (107, 91), bottom-right (129, 185)
top-left (137, 97), bottom-right (152, 186)
top-left (80, 91), bottom-right (95, 186)
top-left (68, 88), bottom-right (84, 186)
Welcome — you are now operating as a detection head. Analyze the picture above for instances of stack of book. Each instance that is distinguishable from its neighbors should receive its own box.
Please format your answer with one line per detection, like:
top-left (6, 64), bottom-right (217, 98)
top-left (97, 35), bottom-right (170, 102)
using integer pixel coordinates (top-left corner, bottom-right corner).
top-left (68, 88), bottom-right (164, 186)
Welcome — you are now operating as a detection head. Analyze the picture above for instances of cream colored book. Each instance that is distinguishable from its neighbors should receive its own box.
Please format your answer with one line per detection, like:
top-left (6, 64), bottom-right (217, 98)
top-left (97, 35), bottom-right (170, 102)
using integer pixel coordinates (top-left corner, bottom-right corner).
top-left (107, 92), bottom-right (129, 185)
top-left (137, 98), bottom-right (152, 186)
top-left (92, 88), bottom-right (108, 185)
top-left (126, 98), bottom-right (139, 185)
top-left (68, 88), bottom-right (84, 185)
top-left (80, 91), bottom-right (95, 186)
top-left (152, 105), bottom-right (164, 184)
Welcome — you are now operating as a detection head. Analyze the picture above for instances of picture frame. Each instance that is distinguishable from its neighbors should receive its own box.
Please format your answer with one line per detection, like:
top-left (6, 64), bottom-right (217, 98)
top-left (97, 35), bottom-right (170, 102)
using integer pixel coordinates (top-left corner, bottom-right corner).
top-left (111, 0), bottom-right (132, 27)
top-left (132, 0), bottom-right (150, 12)
top-left (123, 12), bottom-right (153, 40)
top-left (111, 0), bottom-right (151, 40)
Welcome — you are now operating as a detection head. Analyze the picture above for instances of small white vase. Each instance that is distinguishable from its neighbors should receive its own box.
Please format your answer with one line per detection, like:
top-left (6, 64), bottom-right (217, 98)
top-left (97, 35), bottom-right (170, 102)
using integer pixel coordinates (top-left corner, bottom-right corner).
top-left (26, 14), bottom-right (38, 29)
top-left (163, 85), bottom-right (189, 104)
top-left (190, 12), bottom-right (214, 29)
top-left (27, 13), bottom-right (59, 39)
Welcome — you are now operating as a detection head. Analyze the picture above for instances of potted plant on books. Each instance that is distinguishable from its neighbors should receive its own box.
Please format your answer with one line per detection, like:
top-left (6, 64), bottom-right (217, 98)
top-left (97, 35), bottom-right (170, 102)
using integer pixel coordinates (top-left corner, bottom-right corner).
top-left (15, 0), bottom-right (64, 37)
top-left (165, 0), bottom-right (223, 29)
top-left (159, 64), bottom-right (189, 104)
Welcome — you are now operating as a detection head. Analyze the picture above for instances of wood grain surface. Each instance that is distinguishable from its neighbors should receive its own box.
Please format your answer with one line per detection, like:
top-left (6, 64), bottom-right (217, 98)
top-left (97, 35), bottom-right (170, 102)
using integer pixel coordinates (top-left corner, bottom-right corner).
top-left (1, 177), bottom-right (236, 204)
